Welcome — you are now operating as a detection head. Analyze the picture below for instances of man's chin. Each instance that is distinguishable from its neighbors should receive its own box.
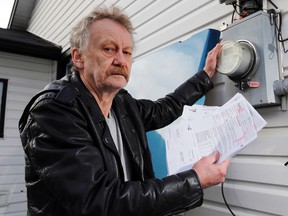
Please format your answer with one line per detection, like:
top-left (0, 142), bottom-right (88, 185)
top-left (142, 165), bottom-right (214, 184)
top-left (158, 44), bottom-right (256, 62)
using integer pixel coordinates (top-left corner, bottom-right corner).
top-left (105, 79), bottom-right (128, 90)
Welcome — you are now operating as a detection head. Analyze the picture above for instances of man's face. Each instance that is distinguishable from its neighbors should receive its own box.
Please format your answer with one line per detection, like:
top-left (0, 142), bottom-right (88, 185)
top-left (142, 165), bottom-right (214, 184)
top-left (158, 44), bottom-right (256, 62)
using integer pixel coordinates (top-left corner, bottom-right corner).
top-left (75, 18), bottom-right (133, 94)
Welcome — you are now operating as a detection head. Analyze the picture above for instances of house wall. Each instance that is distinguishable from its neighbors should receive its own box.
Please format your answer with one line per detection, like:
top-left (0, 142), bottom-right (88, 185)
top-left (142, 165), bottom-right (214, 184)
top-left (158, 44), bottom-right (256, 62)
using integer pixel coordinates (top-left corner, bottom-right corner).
top-left (0, 51), bottom-right (56, 215)
top-left (23, 0), bottom-right (288, 215)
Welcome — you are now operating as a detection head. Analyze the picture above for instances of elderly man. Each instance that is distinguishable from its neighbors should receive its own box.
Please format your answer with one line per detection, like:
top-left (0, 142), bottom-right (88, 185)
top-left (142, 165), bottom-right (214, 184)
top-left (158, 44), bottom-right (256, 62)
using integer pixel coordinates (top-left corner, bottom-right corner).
top-left (19, 6), bottom-right (229, 216)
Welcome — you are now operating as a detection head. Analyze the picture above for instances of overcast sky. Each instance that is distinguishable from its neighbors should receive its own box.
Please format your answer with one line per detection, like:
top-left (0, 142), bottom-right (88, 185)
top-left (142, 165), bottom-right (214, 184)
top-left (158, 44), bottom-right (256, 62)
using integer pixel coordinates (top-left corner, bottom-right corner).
top-left (126, 31), bottom-right (207, 101)
top-left (0, 0), bottom-right (14, 28)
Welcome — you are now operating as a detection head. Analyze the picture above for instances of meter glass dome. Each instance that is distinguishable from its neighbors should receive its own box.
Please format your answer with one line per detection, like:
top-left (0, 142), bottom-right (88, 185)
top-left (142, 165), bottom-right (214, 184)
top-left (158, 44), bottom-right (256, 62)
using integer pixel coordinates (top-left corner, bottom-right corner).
top-left (217, 40), bottom-right (259, 81)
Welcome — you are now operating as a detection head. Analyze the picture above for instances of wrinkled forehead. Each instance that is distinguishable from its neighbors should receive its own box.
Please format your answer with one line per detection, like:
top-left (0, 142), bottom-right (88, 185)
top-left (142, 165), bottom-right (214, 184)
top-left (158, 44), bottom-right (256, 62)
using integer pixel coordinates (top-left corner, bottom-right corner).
top-left (89, 19), bottom-right (134, 48)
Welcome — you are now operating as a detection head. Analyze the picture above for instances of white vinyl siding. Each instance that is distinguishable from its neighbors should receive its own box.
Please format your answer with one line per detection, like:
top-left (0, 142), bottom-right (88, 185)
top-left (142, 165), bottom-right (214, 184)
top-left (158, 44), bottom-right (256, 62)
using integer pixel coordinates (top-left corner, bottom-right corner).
top-left (0, 51), bottom-right (56, 215)
top-left (28, 0), bottom-right (233, 58)
top-left (23, 0), bottom-right (288, 215)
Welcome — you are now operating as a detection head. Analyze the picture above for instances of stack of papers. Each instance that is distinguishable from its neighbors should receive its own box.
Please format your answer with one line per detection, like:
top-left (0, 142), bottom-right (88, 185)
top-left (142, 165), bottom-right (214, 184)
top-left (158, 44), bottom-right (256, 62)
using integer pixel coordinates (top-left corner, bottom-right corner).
top-left (164, 93), bottom-right (267, 175)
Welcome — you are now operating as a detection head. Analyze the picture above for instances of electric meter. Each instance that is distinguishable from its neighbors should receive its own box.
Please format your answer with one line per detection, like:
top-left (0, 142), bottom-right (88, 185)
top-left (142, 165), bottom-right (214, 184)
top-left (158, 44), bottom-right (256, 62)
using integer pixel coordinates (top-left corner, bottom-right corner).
top-left (206, 12), bottom-right (280, 107)
top-left (217, 40), bottom-right (260, 81)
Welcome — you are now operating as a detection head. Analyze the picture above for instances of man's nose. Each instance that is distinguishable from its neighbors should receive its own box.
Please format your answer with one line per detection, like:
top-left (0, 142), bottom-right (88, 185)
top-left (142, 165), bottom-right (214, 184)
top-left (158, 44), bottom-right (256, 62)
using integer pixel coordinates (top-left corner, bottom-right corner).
top-left (113, 51), bottom-right (127, 67)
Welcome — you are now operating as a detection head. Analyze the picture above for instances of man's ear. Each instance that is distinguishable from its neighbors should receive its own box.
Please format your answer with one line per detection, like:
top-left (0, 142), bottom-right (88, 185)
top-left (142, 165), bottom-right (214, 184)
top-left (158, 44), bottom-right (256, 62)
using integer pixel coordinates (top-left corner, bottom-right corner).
top-left (71, 48), bottom-right (84, 69)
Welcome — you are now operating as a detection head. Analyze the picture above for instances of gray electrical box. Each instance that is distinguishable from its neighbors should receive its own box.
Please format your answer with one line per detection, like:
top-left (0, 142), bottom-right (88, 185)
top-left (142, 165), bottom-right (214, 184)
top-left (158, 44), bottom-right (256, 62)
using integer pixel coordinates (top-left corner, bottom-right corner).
top-left (205, 11), bottom-right (280, 107)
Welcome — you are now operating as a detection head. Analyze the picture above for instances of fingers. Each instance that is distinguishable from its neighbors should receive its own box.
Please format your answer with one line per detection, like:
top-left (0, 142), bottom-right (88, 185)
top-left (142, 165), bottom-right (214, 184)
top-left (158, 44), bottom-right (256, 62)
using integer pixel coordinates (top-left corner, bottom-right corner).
top-left (203, 43), bottom-right (222, 78)
top-left (209, 152), bottom-right (230, 182)
top-left (218, 160), bottom-right (230, 182)
top-left (209, 151), bottom-right (220, 163)
top-left (220, 159), bottom-right (230, 175)
top-left (214, 43), bottom-right (222, 55)
top-left (208, 43), bottom-right (222, 57)
top-left (192, 152), bottom-right (230, 189)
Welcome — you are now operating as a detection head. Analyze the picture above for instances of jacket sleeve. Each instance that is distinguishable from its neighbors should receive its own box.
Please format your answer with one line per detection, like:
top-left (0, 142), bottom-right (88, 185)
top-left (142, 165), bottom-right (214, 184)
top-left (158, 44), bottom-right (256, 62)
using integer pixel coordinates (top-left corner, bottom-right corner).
top-left (132, 70), bottom-right (214, 131)
top-left (21, 95), bottom-right (203, 216)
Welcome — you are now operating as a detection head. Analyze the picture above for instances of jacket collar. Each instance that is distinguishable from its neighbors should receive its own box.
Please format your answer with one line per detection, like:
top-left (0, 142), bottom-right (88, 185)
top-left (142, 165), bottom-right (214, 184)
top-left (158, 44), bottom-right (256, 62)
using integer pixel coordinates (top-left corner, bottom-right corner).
top-left (71, 72), bottom-right (106, 123)
top-left (71, 72), bottom-right (129, 123)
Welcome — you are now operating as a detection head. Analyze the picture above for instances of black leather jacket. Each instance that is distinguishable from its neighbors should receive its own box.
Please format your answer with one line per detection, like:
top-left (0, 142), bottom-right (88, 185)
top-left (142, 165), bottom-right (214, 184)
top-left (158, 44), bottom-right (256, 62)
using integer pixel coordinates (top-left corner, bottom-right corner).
top-left (19, 70), bottom-right (213, 216)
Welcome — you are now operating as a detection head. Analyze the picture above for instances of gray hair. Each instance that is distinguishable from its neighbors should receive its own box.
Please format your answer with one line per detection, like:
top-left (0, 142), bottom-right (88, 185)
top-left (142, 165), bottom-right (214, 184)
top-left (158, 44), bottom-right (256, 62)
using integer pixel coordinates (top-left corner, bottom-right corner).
top-left (70, 6), bottom-right (134, 72)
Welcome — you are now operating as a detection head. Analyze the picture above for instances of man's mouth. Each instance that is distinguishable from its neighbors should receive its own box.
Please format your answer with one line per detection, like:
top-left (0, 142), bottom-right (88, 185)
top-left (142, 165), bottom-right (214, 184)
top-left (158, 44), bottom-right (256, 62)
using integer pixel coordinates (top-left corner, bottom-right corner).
top-left (109, 68), bottom-right (128, 79)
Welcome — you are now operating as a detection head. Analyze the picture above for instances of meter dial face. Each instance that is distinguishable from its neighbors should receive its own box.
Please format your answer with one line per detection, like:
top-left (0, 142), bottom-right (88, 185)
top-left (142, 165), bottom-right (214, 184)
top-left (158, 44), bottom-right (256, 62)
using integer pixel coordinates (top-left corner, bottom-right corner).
top-left (217, 41), bottom-right (242, 76)
top-left (217, 40), bottom-right (258, 80)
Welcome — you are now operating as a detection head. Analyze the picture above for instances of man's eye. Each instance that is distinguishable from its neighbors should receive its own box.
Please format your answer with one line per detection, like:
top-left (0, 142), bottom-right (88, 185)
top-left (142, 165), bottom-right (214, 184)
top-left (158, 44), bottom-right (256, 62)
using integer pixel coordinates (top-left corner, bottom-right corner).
top-left (104, 47), bottom-right (115, 53)
top-left (123, 51), bottom-right (132, 56)
top-left (123, 52), bottom-right (131, 55)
